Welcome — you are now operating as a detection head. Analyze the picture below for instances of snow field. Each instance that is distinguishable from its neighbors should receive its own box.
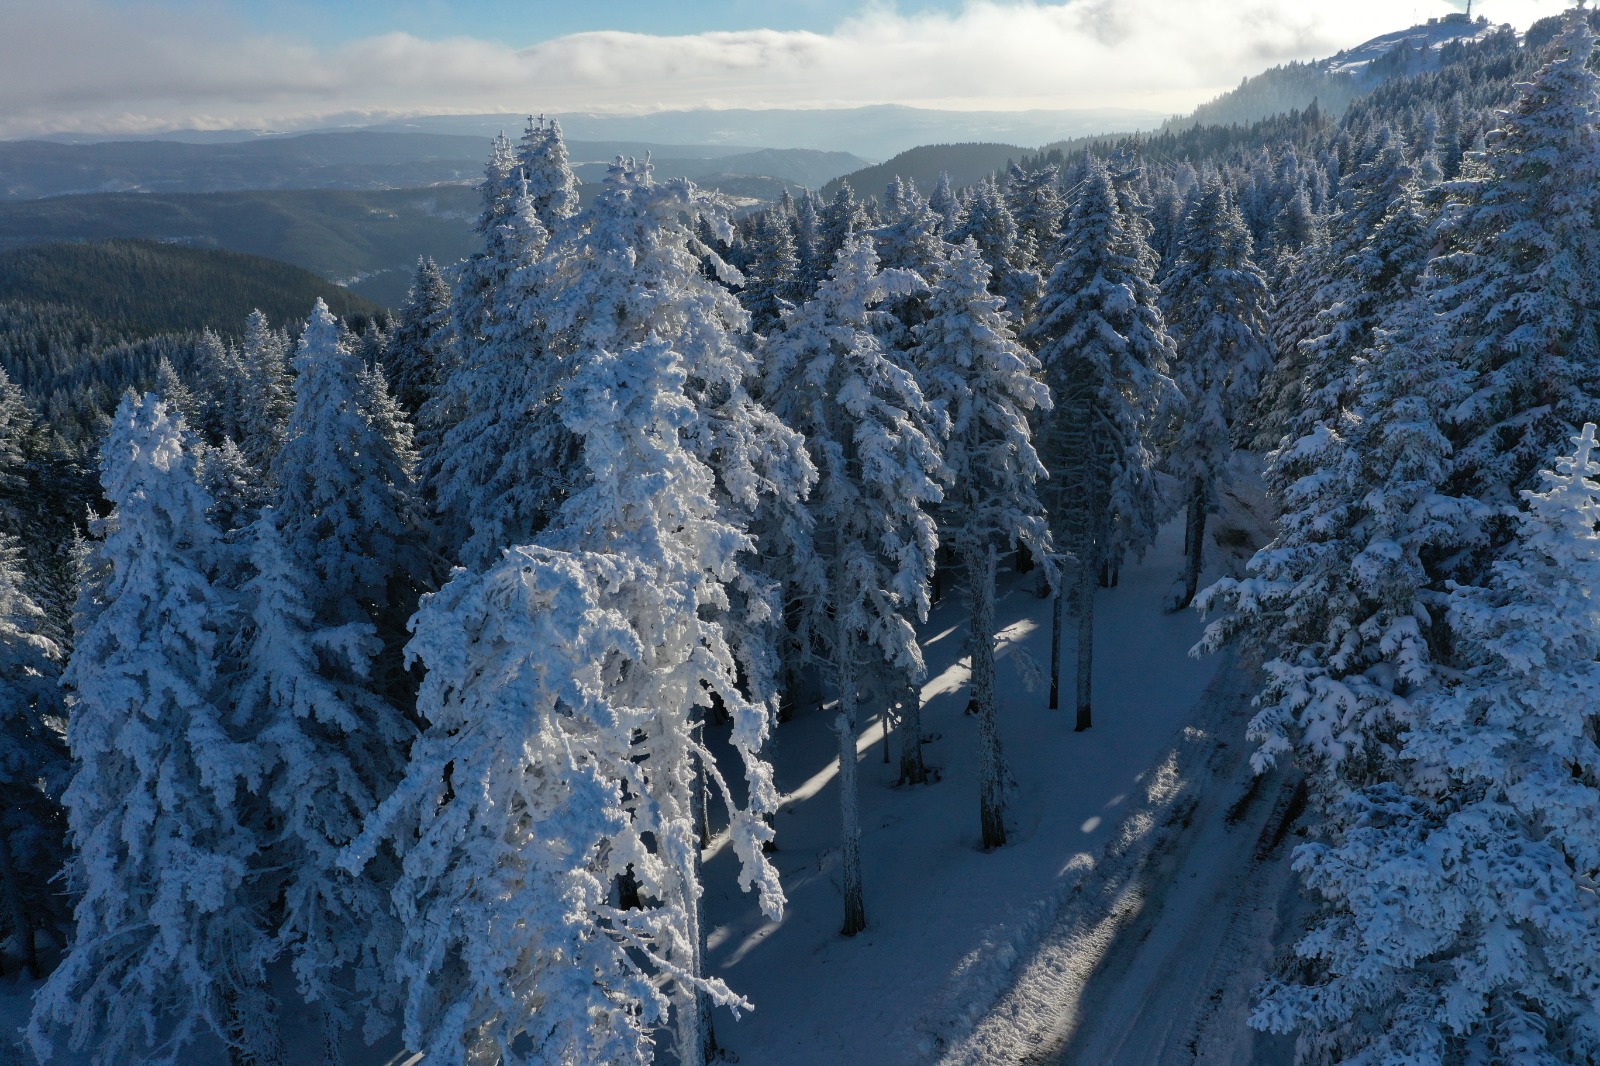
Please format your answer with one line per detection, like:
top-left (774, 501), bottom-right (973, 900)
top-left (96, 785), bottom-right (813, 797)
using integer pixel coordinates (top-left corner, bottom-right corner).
top-left (698, 516), bottom-right (1231, 1065)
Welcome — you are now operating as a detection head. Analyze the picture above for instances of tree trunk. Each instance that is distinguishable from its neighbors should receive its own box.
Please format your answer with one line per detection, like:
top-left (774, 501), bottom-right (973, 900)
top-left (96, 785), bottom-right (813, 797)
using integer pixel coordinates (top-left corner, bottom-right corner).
top-left (225, 983), bottom-right (285, 1066)
top-left (684, 778), bottom-right (717, 1066)
top-left (1075, 554), bottom-right (1096, 732)
top-left (1049, 586), bottom-right (1063, 711)
top-left (678, 755), bottom-right (716, 1062)
top-left (898, 683), bottom-right (928, 785)
top-left (836, 629), bottom-right (866, 937)
top-left (1178, 479), bottom-right (1207, 610)
top-left (967, 545), bottom-right (1006, 849)
top-left (696, 727), bottom-right (713, 852)
top-left (319, 1002), bottom-right (345, 1066)
top-left (0, 837), bottom-right (37, 979)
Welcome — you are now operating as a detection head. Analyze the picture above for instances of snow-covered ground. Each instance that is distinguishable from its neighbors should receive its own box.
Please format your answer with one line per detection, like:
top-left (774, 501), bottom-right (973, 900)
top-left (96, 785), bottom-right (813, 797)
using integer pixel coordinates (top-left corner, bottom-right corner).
top-left (698, 514), bottom-right (1292, 1065)
top-left (2, 513), bottom-right (1294, 1066)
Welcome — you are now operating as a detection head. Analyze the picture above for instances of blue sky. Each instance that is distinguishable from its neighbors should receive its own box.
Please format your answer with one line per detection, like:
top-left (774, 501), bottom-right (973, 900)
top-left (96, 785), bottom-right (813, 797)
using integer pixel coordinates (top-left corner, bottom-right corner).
top-left (1, 0), bottom-right (1565, 138)
top-left (193, 0), bottom-right (971, 43)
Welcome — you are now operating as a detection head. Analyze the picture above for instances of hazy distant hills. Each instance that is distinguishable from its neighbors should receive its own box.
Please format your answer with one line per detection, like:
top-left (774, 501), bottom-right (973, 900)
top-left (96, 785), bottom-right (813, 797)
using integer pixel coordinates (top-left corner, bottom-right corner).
top-left (0, 132), bottom-right (869, 201)
top-left (352, 104), bottom-right (1168, 161)
top-left (0, 239), bottom-right (381, 335)
top-left (823, 142), bottom-right (1029, 202)
top-left (0, 186), bottom-right (482, 307)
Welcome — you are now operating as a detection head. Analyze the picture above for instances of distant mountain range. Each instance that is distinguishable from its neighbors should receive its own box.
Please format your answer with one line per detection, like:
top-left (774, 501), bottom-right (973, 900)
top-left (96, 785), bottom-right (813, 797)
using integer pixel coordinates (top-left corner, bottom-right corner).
top-left (0, 133), bottom-right (869, 202)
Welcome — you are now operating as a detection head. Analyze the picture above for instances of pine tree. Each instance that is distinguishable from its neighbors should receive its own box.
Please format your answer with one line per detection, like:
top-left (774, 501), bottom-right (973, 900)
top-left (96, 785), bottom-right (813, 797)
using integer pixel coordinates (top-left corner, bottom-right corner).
top-left (951, 178), bottom-right (1038, 315)
top-left (764, 236), bottom-right (945, 932)
top-left (352, 338), bottom-right (784, 1066)
top-left (914, 240), bottom-right (1051, 842)
top-left (30, 394), bottom-right (281, 1066)
top-left (807, 182), bottom-right (865, 290)
top-left (0, 532), bottom-right (65, 980)
top-left (1028, 158), bottom-right (1176, 730)
top-left (740, 210), bottom-right (803, 334)
top-left (428, 180), bottom-right (560, 567)
top-left (1161, 177), bottom-right (1273, 608)
top-left (928, 171), bottom-right (961, 236)
top-left (238, 310), bottom-right (293, 474)
top-left (271, 300), bottom-right (431, 690)
top-left (383, 258), bottom-right (453, 419)
top-left (541, 157), bottom-right (814, 711)
top-left (514, 114), bottom-right (581, 234)
top-left (241, 512), bottom-right (409, 1065)
top-left (194, 328), bottom-right (250, 446)
top-left (1005, 163), bottom-right (1064, 279)
top-left (1436, 9), bottom-right (1600, 504)
top-left (1253, 425), bottom-right (1600, 1064)
top-left (1200, 288), bottom-right (1474, 790)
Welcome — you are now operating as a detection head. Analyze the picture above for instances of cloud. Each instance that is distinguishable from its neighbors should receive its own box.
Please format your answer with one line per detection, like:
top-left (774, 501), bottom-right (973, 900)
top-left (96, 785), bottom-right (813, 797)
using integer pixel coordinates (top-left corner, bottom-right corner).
top-left (0, 0), bottom-right (1576, 137)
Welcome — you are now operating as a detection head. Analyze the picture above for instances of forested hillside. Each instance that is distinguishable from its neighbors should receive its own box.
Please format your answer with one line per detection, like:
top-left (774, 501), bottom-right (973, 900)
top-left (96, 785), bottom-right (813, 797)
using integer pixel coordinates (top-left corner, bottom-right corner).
top-left (0, 240), bottom-right (381, 335)
top-left (0, 186), bottom-right (481, 307)
top-left (5, 10), bottom-right (1600, 1066)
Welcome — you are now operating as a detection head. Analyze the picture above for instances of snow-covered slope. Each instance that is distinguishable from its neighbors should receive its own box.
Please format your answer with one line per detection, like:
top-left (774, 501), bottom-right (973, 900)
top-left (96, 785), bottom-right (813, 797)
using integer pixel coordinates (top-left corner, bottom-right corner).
top-left (698, 516), bottom-right (1258, 1064)
top-left (1326, 17), bottom-right (1498, 79)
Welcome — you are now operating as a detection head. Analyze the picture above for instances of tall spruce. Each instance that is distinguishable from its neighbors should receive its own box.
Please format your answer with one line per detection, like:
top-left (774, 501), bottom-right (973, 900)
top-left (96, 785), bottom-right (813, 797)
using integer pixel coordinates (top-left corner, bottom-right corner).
top-left (31, 395), bottom-right (282, 1066)
top-left (1028, 158), bottom-right (1175, 730)
top-left (1161, 177), bottom-right (1273, 608)
top-left (763, 236), bottom-right (945, 933)
top-left (914, 240), bottom-right (1051, 843)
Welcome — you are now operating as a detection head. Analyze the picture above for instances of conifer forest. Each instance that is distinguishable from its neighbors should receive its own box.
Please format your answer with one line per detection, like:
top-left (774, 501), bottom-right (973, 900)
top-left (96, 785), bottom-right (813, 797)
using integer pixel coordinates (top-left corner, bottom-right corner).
top-left (4, 5), bottom-right (1600, 1065)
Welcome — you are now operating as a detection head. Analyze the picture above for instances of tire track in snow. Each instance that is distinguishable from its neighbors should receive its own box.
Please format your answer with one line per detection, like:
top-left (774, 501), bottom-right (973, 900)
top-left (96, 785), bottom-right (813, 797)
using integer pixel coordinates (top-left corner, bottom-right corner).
top-left (930, 652), bottom-right (1302, 1066)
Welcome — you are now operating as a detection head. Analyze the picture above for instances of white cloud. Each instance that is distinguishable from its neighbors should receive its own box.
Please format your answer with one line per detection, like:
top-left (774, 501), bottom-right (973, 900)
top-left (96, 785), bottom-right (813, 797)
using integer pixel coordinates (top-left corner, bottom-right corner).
top-left (0, 0), bottom-right (1576, 137)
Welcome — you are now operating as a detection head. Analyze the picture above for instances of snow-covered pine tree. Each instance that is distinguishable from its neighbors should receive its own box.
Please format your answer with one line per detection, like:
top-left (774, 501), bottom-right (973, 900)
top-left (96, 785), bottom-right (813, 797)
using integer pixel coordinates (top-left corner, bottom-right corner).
top-left (271, 300), bottom-right (431, 695)
top-left (238, 310), bottom-right (293, 474)
top-left (514, 114), bottom-right (581, 234)
top-left (1273, 133), bottom-right (1432, 502)
top-left (928, 171), bottom-right (961, 236)
top-left (1255, 126), bottom-right (1420, 454)
top-left (914, 240), bottom-right (1051, 843)
top-left (194, 328), bottom-right (250, 446)
top-left (764, 235), bottom-right (945, 932)
top-left (155, 356), bottom-right (202, 435)
top-left (806, 182), bottom-right (866, 291)
top-left (874, 177), bottom-right (948, 283)
top-left (30, 394), bottom-right (281, 1066)
top-left (541, 157), bottom-right (814, 713)
top-left (793, 190), bottom-right (823, 283)
top-left (420, 131), bottom-right (526, 510)
top-left (1160, 177), bottom-right (1273, 608)
top-left (951, 178), bottom-right (1039, 316)
top-left (872, 176), bottom-right (950, 352)
top-left (1199, 285), bottom-right (1474, 793)
top-left (1436, 7), bottom-right (1600, 506)
top-left (383, 258), bottom-right (453, 419)
top-left (240, 511), bottom-right (410, 1065)
top-left (198, 437), bottom-right (268, 536)
top-left (1028, 157), bottom-right (1176, 730)
top-left (1005, 163), bottom-right (1064, 284)
top-left (740, 209), bottom-right (803, 334)
top-left (1253, 424), bottom-right (1600, 1063)
top-left (428, 179), bottom-right (561, 567)
top-left (0, 532), bottom-right (65, 980)
top-left (351, 337), bottom-right (784, 1066)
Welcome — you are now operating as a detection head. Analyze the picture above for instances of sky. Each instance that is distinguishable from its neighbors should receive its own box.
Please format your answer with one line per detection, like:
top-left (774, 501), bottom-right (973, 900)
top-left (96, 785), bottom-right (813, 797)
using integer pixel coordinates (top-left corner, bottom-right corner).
top-left (0, 0), bottom-right (1578, 138)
